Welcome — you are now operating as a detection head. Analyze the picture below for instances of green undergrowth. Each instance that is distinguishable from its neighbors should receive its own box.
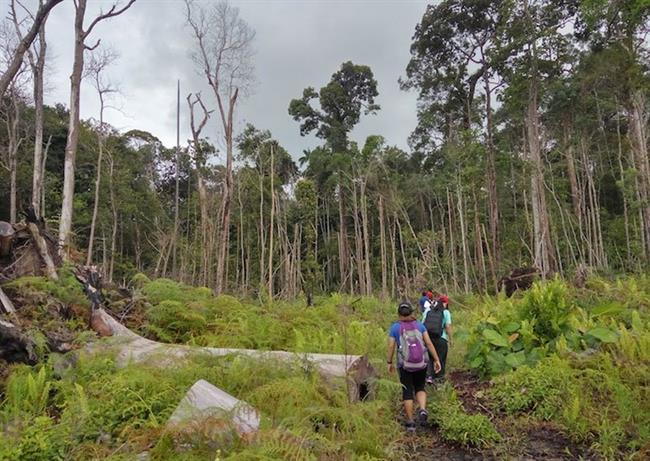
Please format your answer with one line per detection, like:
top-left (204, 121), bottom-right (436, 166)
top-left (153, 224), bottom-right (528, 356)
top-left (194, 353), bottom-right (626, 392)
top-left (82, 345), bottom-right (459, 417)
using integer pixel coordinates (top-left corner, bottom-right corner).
top-left (2, 273), bottom-right (650, 459)
top-left (142, 278), bottom-right (391, 359)
top-left (479, 278), bottom-right (650, 458)
top-left (428, 384), bottom-right (501, 448)
top-left (0, 351), bottom-right (401, 460)
top-left (1, 266), bottom-right (90, 332)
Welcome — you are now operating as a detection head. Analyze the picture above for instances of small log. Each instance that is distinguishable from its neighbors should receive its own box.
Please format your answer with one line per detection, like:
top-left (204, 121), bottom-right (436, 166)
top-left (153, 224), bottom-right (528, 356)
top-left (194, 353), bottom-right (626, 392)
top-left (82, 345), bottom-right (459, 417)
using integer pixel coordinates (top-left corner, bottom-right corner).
top-left (90, 308), bottom-right (375, 402)
top-left (167, 379), bottom-right (260, 442)
top-left (0, 221), bottom-right (14, 257)
top-left (0, 287), bottom-right (16, 314)
top-left (27, 222), bottom-right (58, 281)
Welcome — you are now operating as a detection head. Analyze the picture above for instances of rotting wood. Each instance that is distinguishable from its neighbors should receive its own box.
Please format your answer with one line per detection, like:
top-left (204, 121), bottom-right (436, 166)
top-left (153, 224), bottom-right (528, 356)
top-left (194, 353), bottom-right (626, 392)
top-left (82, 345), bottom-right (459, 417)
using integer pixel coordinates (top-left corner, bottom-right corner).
top-left (89, 308), bottom-right (375, 402)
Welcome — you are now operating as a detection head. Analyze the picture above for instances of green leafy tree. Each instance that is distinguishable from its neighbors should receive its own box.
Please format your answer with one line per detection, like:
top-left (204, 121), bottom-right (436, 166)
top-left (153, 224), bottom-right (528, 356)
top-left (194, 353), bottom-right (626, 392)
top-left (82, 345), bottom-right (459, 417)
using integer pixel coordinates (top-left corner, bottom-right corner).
top-left (289, 61), bottom-right (380, 152)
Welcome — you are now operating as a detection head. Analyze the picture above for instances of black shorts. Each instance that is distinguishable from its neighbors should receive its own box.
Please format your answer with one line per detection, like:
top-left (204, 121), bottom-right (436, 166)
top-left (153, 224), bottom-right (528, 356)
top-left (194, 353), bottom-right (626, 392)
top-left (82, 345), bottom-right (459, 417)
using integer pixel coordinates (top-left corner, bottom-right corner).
top-left (398, 367), bottom-right (427, 400)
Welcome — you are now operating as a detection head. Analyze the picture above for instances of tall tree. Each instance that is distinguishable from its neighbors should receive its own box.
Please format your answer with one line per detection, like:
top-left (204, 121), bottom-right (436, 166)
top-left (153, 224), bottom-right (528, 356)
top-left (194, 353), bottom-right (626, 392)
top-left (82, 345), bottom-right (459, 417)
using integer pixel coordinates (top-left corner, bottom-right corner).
top-left (496, 0), bottom-right (576, 275)
top-left (10, 0), bottom-right (50, 217)
top-left (402, 0), bottom-right (504, 277)
top-left (289, 61), bottom-right (380, 293)
top-left (289, 61), bottom-right (380, 153)
top-left (86, 46), bottom-right (119, 265)
top-left (185, 0), bottom-right (255, 294)
top-left (58, 0), bottom-right (136, 257)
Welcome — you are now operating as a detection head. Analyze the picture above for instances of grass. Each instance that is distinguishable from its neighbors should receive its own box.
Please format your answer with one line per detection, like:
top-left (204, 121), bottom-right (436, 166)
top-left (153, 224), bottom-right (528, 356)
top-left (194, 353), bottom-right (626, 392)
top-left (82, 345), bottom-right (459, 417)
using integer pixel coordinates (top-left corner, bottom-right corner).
top-left (1, 274), bottom-right (650, 459)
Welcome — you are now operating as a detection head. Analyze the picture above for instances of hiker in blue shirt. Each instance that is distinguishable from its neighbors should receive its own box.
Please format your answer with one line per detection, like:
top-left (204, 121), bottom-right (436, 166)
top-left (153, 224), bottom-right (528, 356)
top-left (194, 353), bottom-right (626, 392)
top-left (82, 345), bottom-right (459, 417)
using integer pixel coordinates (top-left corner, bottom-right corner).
top-left (418, 290), bottom-right (432, 312)
top-left (387, 302), bottom-right (441, 433)
top-left (422, 294), bottom-right (452, 384)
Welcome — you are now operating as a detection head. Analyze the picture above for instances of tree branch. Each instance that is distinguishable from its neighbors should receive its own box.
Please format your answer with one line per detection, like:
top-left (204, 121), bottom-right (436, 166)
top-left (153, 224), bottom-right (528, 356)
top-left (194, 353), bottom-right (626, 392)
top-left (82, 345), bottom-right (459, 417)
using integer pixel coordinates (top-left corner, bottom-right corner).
top-left (84, 0), bottom-right (137, 37)
top-left (0, 0), bottom-right (63, 98)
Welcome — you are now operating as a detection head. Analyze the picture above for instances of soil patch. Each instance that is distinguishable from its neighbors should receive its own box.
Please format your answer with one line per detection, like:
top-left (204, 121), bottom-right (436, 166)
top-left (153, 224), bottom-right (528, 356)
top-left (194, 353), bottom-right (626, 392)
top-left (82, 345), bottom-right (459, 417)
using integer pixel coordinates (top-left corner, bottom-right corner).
top-left (448, 369), bottom-right (494, 416)
top-left (500, 420), bottom-right (598, 461)
top-left (398, 424), bottom-right (492, 460)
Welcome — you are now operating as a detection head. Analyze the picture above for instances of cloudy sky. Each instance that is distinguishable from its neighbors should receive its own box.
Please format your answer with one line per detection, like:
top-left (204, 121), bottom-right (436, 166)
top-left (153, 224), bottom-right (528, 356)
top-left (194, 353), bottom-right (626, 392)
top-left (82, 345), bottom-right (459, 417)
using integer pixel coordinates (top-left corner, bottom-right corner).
top-left (4, 0), bottom-right (429, 160)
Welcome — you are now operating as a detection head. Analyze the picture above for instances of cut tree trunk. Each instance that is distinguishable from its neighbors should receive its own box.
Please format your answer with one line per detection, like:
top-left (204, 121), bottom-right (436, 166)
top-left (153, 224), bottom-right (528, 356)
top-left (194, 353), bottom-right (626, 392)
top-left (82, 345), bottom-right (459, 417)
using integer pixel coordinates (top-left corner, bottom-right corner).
top-left (0, 221), bottom-right (15, 257)
top-left (89, 308), bottom-right (375, 402)
top-left (167, 379), bottom-right (260, 441)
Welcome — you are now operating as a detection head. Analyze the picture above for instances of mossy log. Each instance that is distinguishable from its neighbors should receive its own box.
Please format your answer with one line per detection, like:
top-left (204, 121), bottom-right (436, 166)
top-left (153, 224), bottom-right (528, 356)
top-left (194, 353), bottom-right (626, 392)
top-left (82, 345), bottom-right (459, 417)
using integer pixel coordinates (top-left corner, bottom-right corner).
top-left (90, 308), bottom-right (375, 402)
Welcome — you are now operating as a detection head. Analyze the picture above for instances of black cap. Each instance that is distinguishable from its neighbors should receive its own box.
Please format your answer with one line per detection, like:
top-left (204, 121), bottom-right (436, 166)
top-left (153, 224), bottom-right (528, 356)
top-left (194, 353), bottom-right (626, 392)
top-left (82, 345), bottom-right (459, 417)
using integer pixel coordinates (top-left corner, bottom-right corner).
top-left (398, 302), bottom-right (413, 316)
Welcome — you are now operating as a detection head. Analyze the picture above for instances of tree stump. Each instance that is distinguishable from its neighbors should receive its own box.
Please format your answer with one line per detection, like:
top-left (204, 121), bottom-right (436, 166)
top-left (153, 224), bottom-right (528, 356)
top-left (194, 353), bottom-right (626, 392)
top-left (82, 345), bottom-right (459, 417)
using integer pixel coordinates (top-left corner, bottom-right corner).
top-left (0, 221), bottom-right (14, 257)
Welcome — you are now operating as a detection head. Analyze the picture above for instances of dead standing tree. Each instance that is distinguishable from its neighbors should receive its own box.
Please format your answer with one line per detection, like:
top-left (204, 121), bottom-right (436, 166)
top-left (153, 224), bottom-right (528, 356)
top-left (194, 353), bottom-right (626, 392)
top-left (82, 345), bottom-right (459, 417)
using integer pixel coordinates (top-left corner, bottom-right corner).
top-left (10, 0), bottom-right (51, 218)
top-left (184, 0), bottom-right (255, 294)
top-left (85, 47), bottom-right (119, 265)
top-left (187, 92), bottom-right (214, 286)
top-left (58, 0), bottom-right (136, 258)
top-left (0, 20), bottom-right (29, 225)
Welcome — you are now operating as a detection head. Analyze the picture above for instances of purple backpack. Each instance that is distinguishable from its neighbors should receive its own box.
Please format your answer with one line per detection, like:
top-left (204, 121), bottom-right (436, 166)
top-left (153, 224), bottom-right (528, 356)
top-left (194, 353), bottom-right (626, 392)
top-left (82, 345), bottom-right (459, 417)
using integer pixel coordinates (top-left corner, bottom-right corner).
top-left (398, 321), bottom-right (428, 371)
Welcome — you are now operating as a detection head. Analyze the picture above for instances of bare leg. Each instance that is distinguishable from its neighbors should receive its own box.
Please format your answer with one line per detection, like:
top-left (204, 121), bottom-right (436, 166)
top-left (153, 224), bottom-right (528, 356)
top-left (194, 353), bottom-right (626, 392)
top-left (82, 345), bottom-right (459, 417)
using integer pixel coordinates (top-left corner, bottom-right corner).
top-left (415, 390), bottom-right (426, 411)
top-left (404, 399), bottom-right (414, 421)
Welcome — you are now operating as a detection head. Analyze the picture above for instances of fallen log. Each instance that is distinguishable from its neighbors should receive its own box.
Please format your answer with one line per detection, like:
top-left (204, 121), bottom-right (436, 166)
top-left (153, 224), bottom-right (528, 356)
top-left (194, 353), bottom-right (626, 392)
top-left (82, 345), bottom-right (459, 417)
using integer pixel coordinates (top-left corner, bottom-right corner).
top-left (167, 379), bottom-right (260, 445)
top-left (90, 308), bottom-right (375, 402)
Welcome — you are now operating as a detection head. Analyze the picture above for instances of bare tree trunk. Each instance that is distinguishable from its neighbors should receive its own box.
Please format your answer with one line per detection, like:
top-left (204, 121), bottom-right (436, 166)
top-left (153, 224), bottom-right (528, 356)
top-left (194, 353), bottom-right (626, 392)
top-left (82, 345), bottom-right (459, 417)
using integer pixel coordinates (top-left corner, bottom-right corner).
top-left (87, 94), bottom-right (106, 265)
top-left (390, 214), bottom-right (398, 298)
top-left (2, 91), bottom-right (23, 225)
top-left (628, 91), bottom-right (650, 260)
top-left (378, 194), bottom-right (388, 299)
top-left (108, 154), bottom-right (118, 283)
top-left (268, 145), bottom-right (274, 298)
top-left (172, 81), bottom-right (181, 278)
top-left (483, 68), bottom-right (499, 273)
top-left (456, 183), bottom-right (470, 293)
top-left (337, 182), bottom-right (349, 293)
top-left (615, 103), bottom-right (632, 263)
top-left (10, 0), bottom-right (50, 217)
top-left (526, 84), bottom-right (555, 275)
top-left (361, 180), bottom-right (372, 295)
top-left (446, 189), bottom-right (459, 293)
top-left (40, 135), bottom-right (51, 215)
top-left (10, 156), bottom-right (17, 225)
top-left (58, 0), bottom-right (136, 257)
top-left (352, 181), bottom-right (364, 294)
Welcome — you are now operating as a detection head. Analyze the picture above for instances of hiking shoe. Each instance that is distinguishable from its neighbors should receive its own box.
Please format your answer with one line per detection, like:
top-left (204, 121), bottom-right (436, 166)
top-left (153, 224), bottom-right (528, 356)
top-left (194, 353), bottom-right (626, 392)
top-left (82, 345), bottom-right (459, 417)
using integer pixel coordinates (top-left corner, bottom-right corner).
top-left (417, 409), bottom-right (428, 426)
top-left (405, 421), bottom-right (416, 433)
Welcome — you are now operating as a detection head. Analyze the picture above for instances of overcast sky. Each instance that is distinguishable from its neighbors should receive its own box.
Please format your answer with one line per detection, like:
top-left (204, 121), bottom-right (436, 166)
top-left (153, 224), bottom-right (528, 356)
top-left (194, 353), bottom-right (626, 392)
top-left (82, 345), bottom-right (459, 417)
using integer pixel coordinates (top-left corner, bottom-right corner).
top-left (3, 0), bottom-right (429, 160)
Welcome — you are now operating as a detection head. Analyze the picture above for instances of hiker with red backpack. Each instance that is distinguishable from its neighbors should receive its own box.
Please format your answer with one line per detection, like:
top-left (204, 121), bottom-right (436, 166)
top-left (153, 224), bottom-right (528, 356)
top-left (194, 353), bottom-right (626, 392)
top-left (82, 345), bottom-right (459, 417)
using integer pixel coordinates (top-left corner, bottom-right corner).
top-left (387, 302), bottom-right (442, 432)
top-left (422, 294), bottom-right (452, 384)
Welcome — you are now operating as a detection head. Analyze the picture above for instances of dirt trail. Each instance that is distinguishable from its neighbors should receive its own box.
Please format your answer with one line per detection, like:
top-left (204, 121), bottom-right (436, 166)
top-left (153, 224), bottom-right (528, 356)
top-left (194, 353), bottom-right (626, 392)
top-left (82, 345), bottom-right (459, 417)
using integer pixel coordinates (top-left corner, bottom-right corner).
top-left (397, 369), bottom-right (595, 461)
